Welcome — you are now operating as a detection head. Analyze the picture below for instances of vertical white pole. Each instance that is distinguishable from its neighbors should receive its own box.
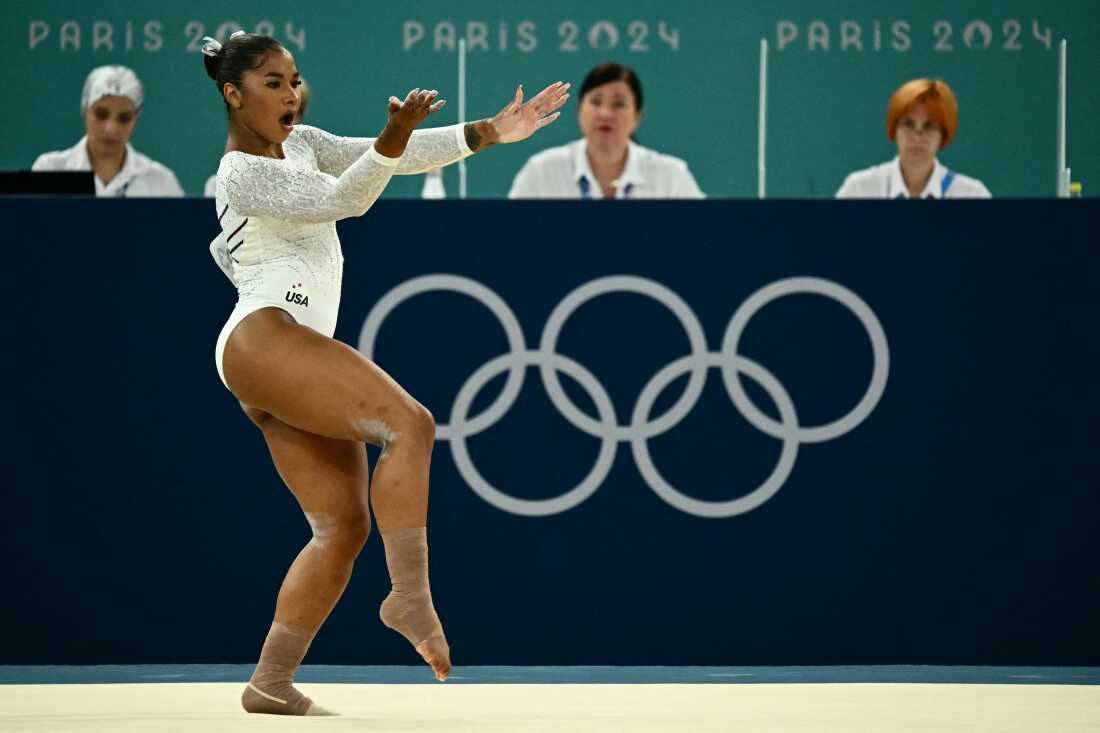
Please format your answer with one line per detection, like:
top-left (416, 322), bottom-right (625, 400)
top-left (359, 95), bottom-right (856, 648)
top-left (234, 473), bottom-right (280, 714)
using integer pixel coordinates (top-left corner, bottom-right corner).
top-left (1056, 39), bottom-right (1067, 198)
top-left (758, 39), bottom-right (768, 199)
top-left (458, 38), bottom-right (468, 200)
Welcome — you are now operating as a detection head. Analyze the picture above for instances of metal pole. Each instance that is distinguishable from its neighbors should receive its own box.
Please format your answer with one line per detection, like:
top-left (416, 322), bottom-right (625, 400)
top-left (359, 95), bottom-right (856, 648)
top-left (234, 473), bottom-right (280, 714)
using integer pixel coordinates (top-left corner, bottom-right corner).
top-left (758, 39), bottom-right (768, 199)
top-left (458, 39), bottom-right (467, 199)
top-left (1056, 39), bottom-right (1067, 198)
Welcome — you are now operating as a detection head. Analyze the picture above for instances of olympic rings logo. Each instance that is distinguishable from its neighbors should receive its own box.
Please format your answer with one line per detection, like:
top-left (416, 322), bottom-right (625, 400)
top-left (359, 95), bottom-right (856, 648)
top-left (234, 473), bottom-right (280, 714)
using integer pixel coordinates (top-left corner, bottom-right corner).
top-left (359, 275), bottom-right (889, 519)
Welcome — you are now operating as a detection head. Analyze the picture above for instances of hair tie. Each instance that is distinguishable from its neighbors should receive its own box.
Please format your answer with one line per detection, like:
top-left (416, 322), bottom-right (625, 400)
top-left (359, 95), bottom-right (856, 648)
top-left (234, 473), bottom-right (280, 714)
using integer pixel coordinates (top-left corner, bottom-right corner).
top-left (202, 30), bottom-right (247, 58)
top-left (200, 36), bottom-right (222, 57)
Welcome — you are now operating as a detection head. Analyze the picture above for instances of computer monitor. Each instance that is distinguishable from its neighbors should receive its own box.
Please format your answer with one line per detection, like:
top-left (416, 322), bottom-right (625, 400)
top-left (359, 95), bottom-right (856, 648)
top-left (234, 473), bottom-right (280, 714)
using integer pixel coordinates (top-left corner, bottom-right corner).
top-left (0, 171), bottom-right (96, 195)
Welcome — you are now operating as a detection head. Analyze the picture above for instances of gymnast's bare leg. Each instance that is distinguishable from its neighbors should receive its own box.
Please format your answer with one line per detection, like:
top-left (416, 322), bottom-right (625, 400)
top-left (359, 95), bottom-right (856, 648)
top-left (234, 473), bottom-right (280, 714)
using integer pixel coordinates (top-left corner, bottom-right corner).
top-left (237, 411), bottom-right (370, 715)
top-left (225, 308), bottom-right (451, 713)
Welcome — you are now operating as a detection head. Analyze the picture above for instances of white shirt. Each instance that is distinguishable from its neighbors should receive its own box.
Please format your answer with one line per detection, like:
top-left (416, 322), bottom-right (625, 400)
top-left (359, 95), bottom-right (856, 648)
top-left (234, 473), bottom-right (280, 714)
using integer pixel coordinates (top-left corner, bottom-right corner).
top-left (32, 136), bottom-right (184, 197)
top-left (836, 157), bottom-right (990, 199)
top-left (509, 139), bottom-right (704, 199)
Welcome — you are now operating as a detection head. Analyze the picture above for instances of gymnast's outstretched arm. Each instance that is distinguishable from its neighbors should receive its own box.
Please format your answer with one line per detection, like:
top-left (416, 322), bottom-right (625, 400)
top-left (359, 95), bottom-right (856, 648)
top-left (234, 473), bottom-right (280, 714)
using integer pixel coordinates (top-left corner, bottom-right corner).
top-left (220, 89), bottom-right (446, 222)
top-left (303, 81), bottom-right (571, 178)
top-left (298, 123), bottom-right (472, 177)
top-left (219, 145), bottom-right (399, 223)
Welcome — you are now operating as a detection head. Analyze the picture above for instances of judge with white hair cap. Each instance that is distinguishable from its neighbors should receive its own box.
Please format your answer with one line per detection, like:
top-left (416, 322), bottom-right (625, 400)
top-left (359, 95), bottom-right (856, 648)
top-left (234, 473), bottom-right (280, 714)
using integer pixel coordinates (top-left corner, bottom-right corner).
top-left (32, 65), bottom-right (184, 197)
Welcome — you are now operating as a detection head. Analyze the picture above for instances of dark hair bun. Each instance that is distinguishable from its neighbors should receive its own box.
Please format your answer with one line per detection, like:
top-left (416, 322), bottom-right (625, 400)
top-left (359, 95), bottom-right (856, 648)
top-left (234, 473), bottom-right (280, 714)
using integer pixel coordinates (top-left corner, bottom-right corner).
top-left (203, 52), bottom-right (220, 82)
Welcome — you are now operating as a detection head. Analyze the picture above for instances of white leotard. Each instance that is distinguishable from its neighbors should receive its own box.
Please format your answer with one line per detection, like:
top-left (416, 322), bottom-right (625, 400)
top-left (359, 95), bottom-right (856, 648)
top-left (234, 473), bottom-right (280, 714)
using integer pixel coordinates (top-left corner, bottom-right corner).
top-left (210, 123), bottom-right (472, 388)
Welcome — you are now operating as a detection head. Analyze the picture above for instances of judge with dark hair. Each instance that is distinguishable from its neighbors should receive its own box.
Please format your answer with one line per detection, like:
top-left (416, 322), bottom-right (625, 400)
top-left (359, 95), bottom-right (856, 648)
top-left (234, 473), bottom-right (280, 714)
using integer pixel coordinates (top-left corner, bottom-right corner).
top-left (509, 62), bottom-right (703, 199)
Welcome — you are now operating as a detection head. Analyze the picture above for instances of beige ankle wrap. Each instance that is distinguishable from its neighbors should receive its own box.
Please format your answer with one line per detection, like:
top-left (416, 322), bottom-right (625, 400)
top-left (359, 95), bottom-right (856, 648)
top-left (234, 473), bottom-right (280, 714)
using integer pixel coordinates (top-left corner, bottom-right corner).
top-left (241, 622), bottom-right (332, 716)
top-left (379, 527), bottom-right (445, 646)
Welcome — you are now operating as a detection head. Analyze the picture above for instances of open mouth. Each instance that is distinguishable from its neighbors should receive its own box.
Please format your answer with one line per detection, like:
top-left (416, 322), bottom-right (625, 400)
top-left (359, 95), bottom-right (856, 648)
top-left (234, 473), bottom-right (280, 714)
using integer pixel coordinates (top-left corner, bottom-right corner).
top-left (279, 113), bottom-right (295, 130)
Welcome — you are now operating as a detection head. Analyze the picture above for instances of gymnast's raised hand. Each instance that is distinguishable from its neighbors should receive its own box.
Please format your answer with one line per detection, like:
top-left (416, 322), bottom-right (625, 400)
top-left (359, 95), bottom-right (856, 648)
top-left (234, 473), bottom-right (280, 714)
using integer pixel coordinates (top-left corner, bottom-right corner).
top-left (376, 81), bottom-right (568, 157)
top-left (386, 88), bottom-right (447, 125)
top-left (484, 81), bottom-right (571, 144)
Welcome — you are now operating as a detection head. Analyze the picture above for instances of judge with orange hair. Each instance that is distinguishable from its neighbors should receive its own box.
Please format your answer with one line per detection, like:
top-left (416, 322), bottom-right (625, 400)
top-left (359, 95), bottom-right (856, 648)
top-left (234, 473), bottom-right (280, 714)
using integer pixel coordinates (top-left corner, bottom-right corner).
top-left (837, 78), bottom-right (990, 199)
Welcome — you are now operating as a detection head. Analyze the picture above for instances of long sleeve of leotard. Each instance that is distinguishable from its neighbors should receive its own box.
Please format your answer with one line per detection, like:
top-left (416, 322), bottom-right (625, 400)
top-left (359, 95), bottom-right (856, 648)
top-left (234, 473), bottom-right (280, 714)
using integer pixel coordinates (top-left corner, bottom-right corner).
top-left (295, 124), bottom-right (474, 177)
top-left (218, 144), bottom-right (400, 223)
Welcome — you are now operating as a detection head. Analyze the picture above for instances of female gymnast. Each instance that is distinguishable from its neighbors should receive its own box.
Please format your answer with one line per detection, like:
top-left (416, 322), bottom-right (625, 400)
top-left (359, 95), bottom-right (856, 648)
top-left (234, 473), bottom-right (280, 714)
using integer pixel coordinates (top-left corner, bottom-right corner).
top-left (201, 31), bottom-right (569, 715)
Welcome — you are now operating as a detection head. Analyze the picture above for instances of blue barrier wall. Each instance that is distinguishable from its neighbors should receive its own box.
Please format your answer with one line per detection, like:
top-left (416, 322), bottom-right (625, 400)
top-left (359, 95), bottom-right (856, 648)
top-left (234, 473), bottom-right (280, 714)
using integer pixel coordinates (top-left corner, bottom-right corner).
top-left (3, 198), bottom-right (1098, 665)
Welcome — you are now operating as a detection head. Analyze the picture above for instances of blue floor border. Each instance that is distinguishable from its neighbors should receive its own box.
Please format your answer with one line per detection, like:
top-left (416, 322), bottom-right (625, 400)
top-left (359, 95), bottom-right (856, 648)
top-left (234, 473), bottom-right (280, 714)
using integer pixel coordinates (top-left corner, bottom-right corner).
top-left (1, 665), bottom-right (1098, 685)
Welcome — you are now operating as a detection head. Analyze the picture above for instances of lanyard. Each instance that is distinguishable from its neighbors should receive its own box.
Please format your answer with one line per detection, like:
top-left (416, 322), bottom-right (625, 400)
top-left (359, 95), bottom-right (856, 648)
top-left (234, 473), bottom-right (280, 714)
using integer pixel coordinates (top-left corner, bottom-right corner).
top-left (579, 177), bottom-right (634, 199)
top-left (939, 170), bottom-right (956, 196)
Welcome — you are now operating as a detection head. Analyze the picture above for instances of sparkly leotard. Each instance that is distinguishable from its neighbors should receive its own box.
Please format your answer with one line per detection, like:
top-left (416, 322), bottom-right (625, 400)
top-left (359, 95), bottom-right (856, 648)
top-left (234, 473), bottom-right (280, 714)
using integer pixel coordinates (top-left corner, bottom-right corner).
top-left (209, 123), bottom-right (472, 388)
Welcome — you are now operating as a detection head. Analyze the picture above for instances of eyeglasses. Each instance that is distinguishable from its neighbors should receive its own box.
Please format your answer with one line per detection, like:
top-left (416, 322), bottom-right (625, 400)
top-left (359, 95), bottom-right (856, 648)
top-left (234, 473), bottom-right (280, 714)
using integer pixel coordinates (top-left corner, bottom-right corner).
top-left (897, 118), bottom-right (942, 137)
